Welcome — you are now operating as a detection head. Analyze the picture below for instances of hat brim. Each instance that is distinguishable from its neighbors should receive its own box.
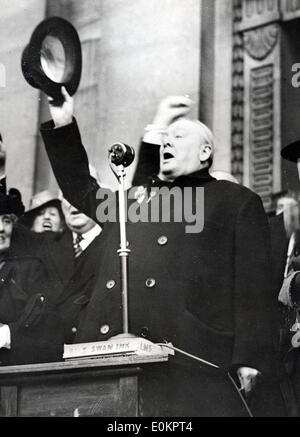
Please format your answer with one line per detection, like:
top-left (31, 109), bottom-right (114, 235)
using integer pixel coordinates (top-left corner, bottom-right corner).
top-left (281, 141), bottom-right (300, 163)
top-left (21, 17), bottom-right (82, 104)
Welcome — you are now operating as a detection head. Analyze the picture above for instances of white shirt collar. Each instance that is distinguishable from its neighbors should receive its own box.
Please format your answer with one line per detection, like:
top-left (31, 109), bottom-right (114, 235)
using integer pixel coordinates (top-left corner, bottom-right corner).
top-left (72, 224), bottom-right (102, 251)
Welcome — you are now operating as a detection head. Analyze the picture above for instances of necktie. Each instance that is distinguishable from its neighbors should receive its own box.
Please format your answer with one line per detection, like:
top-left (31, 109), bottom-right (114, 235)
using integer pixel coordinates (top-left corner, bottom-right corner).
top-left (73, 233), bottom-right (83, 258)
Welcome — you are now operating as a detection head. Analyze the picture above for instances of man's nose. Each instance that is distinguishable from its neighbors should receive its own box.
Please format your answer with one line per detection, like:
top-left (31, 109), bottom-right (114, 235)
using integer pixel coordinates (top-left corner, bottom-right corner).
top-left (163, 139), bottom-right (173, 148)
top-left (43, 211), bottom-right (51, 219)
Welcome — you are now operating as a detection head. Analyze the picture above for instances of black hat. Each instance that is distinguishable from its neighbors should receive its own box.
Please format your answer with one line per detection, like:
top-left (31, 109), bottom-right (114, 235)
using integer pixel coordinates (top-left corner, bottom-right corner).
top-left (0, 189), bottom-right (25, 218)
top-left (21, 17), bottom-right (82, 104)
top-left (281, 140), bottom-right (300, 163)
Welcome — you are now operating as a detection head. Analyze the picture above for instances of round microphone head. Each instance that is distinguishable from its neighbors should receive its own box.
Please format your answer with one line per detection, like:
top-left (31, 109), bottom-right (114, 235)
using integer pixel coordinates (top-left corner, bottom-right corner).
top-left (108, 143), bottom-right (135, 167)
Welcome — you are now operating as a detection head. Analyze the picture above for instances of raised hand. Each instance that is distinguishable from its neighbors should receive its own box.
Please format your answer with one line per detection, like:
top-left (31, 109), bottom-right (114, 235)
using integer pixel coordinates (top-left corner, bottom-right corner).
top-left (48, 86), bottom-right (74, 128)
top-left (153, 95), bottom-right (194, 127)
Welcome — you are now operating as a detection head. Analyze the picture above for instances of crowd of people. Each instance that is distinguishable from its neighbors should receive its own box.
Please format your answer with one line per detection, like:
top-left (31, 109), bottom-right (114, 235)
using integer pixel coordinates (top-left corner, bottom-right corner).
top-left (0, 91), bottom-right (299, 416)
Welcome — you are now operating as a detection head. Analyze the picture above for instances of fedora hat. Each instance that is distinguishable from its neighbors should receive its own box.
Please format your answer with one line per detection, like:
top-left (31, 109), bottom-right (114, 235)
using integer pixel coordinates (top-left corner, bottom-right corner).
top-left (281, 140), bottom-right (300, 163)
top-left (21, 16), bottom-right (82, 104)
top-left (20, 190), bottom-right (63, 228)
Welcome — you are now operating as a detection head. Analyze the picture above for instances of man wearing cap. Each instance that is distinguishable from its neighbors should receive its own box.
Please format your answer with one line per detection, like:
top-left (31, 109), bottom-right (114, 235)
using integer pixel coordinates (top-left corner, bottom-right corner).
top-left (40, 89), bottom-right (274, 416)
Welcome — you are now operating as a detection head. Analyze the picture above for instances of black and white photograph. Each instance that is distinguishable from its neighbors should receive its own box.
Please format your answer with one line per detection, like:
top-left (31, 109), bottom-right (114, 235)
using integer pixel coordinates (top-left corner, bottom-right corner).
top-left (0, 0), bottom-right (298, 419)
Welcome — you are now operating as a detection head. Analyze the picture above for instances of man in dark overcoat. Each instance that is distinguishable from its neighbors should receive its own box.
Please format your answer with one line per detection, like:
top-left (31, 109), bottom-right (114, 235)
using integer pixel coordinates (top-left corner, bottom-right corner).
top-left (40, 89), bottom-right (274, 417)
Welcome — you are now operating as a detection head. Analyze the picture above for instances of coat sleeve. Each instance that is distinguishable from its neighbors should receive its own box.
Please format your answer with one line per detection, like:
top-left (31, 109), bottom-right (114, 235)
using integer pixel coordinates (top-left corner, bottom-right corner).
top-left (232, 193), bottom-right (275, 374)
top-left (5, 258), bottom-right (64, 365)
top-left (132, 141), bottom-right (160, 186)
top-left (40, 118), bottom-right (102, 223)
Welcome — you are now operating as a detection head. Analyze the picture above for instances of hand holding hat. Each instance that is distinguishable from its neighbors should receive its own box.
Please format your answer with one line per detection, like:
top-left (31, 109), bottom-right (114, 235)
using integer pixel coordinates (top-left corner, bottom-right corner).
top-left (49, 86), bottom-right (74, 128)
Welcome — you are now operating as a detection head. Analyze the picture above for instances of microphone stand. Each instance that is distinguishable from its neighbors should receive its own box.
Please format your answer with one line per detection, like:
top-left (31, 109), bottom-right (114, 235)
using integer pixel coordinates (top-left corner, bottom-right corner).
top-left (115, 164), bottom-right (131, 336)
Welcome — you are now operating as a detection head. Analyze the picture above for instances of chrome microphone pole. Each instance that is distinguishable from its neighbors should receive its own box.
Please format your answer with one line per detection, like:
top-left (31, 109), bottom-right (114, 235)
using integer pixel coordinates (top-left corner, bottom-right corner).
top-left (108, 143), bottom-right (135, 336)
top-left (116, 164), bottom-right (130, 334)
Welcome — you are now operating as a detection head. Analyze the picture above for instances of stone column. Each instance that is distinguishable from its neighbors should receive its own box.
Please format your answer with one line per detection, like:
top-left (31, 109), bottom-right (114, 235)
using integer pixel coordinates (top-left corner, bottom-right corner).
top-left (237, 0), bottom-right (281, 211)
top-left (200, 0), bottom-right (234, 174)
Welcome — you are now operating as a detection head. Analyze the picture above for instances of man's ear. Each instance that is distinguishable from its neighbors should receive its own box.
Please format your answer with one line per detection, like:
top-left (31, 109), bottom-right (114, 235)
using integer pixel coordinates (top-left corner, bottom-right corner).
top-left (199, 144), bottom-right (212, 164)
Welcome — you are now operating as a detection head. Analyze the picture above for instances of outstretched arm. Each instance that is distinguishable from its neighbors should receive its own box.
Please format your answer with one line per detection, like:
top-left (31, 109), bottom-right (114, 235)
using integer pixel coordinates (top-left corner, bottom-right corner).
top-left (41, 87), bottom-right (104, 223)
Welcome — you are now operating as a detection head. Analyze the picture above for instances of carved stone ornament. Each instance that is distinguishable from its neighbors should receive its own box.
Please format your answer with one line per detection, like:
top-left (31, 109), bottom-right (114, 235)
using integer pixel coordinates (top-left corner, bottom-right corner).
top-left (244, 23), bottom-right (279, 60)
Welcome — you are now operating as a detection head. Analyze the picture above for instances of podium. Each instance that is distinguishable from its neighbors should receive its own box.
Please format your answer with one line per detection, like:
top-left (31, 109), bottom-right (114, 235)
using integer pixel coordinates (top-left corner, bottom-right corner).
top-left (0, 355), bottom-right (169, 417)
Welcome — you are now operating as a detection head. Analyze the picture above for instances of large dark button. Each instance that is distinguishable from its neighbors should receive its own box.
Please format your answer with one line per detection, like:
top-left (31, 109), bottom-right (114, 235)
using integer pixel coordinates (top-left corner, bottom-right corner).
top-left (145, 278), bottom-right (156, 288)
top-left (140, 327), bottom-right (150, 339)
top-left (100, 324), bottom-right (110, 335)
top-left (158, 236), bottom-right (168, 246)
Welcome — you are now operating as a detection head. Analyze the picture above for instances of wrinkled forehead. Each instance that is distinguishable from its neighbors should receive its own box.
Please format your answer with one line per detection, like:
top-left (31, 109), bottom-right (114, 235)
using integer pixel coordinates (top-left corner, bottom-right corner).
top-left (167, 118), bottom-right (199, 133)
top-left (167, 119), bottom-right (211, 143)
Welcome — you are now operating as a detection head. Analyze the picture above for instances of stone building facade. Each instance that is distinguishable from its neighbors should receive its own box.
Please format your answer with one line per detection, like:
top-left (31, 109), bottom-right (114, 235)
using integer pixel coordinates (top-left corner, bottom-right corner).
top-left (0, 0), bottom-right (300, 211)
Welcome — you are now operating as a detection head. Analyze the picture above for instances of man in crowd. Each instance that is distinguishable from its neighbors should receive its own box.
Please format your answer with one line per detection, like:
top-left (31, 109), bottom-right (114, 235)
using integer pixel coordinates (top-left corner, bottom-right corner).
top-left (40, 87), bottom-right (274, 416)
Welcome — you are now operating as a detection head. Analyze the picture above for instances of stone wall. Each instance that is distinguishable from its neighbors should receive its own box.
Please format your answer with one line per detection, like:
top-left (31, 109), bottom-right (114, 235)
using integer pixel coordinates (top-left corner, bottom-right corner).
top-left (0, 0), bottom-right (46, 206)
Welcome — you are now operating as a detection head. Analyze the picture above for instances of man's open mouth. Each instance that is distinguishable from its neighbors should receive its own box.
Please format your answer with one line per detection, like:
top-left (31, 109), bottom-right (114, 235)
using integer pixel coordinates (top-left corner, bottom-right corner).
top-left (163, 152), bottom-right (174, 161)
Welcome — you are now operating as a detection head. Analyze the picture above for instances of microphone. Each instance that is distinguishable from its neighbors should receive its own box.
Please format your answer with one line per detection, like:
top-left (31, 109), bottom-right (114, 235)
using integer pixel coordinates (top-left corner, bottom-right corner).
top-left (108, 143), bottom-right (135, 167)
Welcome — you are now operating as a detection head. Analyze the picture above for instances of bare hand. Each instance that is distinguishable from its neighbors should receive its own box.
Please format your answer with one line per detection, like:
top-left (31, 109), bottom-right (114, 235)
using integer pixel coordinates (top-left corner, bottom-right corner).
top-left (237, 367), bottom-right (260, 396)
top-left (153, 95), bottom-right (194, 127)
top-left (48, 86), bottom-right (74, 128)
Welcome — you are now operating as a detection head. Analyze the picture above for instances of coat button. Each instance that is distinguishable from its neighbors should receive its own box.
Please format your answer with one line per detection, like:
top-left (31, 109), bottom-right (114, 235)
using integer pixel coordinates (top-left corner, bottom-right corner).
top-left (140, 327), bottom-right (150, 339)
top-left (106, 280), bottom-right (116, 290)
top-left (100, 324), bottom-right (110, 335)
top-left (145, 278), bottom-right (156, 288)
top-left (72, 327), bottom-right (77, 334)
top-left (158, 236), bottom-right (168, 246)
